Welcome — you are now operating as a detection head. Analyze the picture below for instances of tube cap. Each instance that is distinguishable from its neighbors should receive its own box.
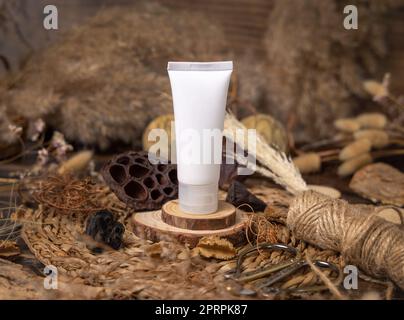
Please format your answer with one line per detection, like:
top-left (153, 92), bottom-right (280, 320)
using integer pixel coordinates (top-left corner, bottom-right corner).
top-left (178, 182), bottom-right (218, 214)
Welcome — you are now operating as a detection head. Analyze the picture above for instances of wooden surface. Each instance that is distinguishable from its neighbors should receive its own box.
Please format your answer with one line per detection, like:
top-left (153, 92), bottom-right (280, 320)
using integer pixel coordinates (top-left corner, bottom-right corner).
top-left (161, 200), bottom-right (236, 230)
top-left (132, 209), bottom-right (247, 248)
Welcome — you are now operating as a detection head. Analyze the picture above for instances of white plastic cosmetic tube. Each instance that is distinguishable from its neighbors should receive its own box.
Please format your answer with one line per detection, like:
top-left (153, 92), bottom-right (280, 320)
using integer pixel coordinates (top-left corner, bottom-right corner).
top-left (167, 61), bottom-right (233, 214)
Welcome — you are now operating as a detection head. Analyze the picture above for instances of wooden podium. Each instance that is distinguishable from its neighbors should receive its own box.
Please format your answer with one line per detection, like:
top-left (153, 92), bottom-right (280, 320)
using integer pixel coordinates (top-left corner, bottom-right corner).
top-left (132, 200), bottom-right (247, 247)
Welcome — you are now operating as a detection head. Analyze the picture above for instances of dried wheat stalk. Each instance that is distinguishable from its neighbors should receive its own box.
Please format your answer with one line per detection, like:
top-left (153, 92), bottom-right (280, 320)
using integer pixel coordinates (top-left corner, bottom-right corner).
top-left (224, 112), bottom-right (307, 195)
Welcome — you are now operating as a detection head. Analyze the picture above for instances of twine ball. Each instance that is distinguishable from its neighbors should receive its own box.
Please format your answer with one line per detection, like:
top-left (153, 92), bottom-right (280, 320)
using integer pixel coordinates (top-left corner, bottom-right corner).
top-left (287, 190), bottom-right (404, 290)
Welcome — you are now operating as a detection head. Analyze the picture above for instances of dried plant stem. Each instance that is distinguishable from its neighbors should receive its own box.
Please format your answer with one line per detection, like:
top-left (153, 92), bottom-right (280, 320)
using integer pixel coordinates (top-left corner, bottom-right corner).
top-left (299, 137), bottom-right (351, 152)
top-left (0, 177), bottom-right (18, 183)
top-left (224, 112), bottom-right (307, 195)
top-left (322, 148), bottom-right (404, 163)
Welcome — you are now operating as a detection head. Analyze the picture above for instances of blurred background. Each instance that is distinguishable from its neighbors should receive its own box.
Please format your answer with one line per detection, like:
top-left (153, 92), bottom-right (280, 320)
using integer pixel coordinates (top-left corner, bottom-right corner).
top-left (0, 0), bottom-right (403, 153)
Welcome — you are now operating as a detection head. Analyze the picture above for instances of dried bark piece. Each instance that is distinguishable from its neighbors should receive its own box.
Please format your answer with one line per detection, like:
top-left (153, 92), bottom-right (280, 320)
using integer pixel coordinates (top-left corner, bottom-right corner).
top-left (102, 151), bottom-right (178, 210)
top-left (350, 163), bottom-right (404, 206)
top-left (194, 236), bottom-right (236, 260)
top-left (226, 181), bottom-right (267, 212)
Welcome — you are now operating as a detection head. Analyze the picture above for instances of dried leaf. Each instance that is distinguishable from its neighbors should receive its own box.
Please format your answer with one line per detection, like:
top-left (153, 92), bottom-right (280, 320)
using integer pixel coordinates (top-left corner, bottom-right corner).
top-left (194, 236), bottom-right (236, 260)
top-left (144, 243), bottom-right (163, 258)
top-left (0, 240), bottom-right (20, 258)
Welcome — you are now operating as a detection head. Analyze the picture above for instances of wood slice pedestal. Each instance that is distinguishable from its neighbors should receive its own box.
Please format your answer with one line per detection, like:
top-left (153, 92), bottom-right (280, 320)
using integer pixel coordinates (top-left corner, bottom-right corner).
top-left (132, 200), bottom-right (247, 248)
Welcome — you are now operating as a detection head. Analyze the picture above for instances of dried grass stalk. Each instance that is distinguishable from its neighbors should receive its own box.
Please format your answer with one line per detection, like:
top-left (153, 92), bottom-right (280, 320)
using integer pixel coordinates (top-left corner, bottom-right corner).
top-left (224, 113), bottom-right (307, 195)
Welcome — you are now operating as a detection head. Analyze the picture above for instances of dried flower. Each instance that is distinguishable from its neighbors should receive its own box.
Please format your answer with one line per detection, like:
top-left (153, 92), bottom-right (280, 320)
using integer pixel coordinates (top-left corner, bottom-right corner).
top-left (363, 74), bottom-right (390, 101)
top-left (334, 118), bottom-right (360, 133)
top-left (356, 112), bottom-right (387, 129)
top-left (49, 131), bottom-right (73, 162)
top-left (30, 118), bottom-right (45, 141)
top-left (36, 148), bottom-right (49, 167)
top-left (293, 152), bottom-right (321, 174)
top-left (8, 124), bottom-right (22, 137)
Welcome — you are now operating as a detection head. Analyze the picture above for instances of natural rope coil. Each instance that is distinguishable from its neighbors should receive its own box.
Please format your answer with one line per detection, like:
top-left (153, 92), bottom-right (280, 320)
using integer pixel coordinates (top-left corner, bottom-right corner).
top-left (287, 190), bottom-right (404, 290)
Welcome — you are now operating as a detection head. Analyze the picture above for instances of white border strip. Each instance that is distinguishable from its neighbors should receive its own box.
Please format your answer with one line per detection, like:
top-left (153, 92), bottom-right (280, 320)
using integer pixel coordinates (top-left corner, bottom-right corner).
top-left (167, 61), bottom-right (233, 71)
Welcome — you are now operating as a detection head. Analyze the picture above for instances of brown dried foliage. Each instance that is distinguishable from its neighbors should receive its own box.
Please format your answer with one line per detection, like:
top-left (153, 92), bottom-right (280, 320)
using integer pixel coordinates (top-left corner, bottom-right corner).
top-left (33, 174), bottom-right (103, 213)
top-left (264, 0), bottom-right (404, 142)
top-left (1, 1), bottom-right (230, 149)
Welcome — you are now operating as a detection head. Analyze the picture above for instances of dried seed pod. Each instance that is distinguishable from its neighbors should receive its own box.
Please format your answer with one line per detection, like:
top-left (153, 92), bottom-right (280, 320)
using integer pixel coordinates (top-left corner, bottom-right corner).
top-left (337, 153), bottom-right (372, 177)
top-left (334, 118), bottom-right (360, 133)
top-left (102, 151), bottom-right (178, 210)
top-left (354, 129), bottom-right (389, 149)
top-left (293, 152), bottom-right (321, 174)
top-left (356, 112), bottom-right (387, 129)
top-left (241, 114), bottom-right (289, 152)
top-left (226, 181), bottom-right (267, 212)
top-left (142, 114), bottom-right (175, 161)
top-left (57, 150), bottom-right (93, 175)
top-left (339, 139), bottom-right (371, 161)
top-left (85, 210), bottom-right (125, 251)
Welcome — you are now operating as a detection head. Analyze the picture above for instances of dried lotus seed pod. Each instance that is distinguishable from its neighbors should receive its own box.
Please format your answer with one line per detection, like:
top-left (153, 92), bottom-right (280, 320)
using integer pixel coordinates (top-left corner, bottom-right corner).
top-left (142, 114), bottom-right (175, 161)
top-left (334, 118), bottom-right (360, 133)
top-left (337, 153), bottom-right (372, 177)
top-left (293, 153), bottom-right (321, 174)
top-left (241, 114), bottom-right (288, 152)
top-left (356, 113), bottom-right (387, 129)
top-left (354, 129), bottom-right (389, 149)
top-left (339, 139), bottom-right (371, 161)
top-left (102, 151), bottom-right (178, 211)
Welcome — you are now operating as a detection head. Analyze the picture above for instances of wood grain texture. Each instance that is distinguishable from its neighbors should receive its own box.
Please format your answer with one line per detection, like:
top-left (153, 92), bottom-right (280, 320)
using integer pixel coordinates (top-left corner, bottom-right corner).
top-left (161, 200), bottom-right (236, 230)
top-left (132, 210), bottom-right (247, 248)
